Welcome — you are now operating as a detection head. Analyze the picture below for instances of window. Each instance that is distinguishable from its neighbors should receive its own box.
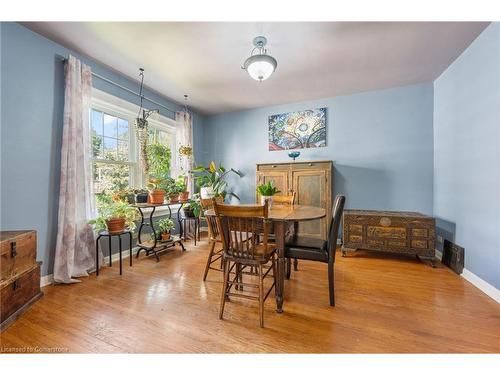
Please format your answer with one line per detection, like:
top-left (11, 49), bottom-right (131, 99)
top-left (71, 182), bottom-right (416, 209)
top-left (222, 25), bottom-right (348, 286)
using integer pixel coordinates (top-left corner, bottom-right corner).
top-left (90, 109), bottom-right (133, 197)
top-left (89, 89), bottom-right (178, 206)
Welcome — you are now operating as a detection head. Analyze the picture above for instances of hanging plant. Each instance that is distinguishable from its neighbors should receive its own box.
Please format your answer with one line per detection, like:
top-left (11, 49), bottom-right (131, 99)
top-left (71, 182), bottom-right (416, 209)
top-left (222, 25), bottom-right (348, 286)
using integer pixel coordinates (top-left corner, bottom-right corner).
top-left (135, 117), bottom-right (150, 174)
top-left (146, 142), bottom-right (171, 178)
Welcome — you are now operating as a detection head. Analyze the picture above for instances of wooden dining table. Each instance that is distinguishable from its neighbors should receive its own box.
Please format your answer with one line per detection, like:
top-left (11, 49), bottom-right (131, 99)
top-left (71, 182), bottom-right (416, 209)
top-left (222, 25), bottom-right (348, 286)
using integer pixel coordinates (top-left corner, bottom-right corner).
top-left (206, 204), bottom-right (326, 313)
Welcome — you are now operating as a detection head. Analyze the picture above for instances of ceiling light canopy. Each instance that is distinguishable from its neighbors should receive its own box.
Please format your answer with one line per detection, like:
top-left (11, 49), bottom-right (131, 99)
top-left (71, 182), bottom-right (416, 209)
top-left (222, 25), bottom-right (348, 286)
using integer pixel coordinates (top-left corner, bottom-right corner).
top-left (242, 36), bottom-right (277, 82)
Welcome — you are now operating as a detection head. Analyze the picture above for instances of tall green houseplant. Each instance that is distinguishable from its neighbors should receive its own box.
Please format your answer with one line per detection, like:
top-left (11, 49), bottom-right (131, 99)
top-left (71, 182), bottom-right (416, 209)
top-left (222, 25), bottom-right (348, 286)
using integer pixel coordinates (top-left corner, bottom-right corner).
top-left (191, 161), bottom-right (242, 200)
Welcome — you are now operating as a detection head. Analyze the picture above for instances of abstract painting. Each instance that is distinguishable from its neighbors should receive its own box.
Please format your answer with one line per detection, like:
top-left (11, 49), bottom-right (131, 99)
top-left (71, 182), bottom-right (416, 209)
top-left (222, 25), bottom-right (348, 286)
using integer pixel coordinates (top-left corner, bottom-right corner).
top-left (268, 108), bottom-right (327, 151)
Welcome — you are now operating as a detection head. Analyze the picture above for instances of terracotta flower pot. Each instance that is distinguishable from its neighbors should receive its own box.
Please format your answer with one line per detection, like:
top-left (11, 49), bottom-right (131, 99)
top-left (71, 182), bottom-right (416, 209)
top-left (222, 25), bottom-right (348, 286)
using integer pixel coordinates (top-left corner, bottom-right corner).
top-left (106, 218), bottom-right (126, 234)
top-left (149, 189), bottom-right (165, 204)
top-left (169, 193), bottom-right (179, 204)
top-left (161, 232), bottom-right (171, 241)
top-left (179, 191), bottom-right (189, 202)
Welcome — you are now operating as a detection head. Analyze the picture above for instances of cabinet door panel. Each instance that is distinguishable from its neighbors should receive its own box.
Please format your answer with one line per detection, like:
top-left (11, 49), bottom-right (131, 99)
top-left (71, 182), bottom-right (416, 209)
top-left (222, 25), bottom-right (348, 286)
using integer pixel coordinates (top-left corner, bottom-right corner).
top-left (292, 170), bottom-right (327, 239)
top-left (256, 172), bottom-right (289, 202)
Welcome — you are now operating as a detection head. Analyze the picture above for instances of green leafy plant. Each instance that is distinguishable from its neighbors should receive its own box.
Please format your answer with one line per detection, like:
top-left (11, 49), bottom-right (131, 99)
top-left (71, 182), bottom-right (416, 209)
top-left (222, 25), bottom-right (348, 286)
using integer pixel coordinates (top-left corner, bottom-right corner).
top-left (176, 176), bottom-right (188, 192)
top-left (157, 218), bottom-right (175, 233)
top-left (146, 142), bottom-right (171, 179)
top-left (147, 177), bottom-right (165, 191)
top-left (89, 199), bottom-right (139, 233)
top-left (256, 181), bottom-right (281, 197)
top-left (183, 193), bottom-right (201, 217)
top-left (191, 161), bottom-right (243, 199)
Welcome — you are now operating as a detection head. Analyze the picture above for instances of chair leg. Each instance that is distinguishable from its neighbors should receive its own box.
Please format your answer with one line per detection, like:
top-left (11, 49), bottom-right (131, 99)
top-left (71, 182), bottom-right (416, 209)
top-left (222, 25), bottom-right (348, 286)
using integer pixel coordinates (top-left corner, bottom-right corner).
top-left (286, 258), bottom-right (291, 279)
top-left (328, 261), bottom-right (335, 306)
top-left (293, 258), bottom-right (298, 271)
top-left (258, 264), bottom-right (264, 328)
top-left (272, 255), bottom-right (278, 299)
top-left (203, 241), bottom-right (217, 281)
top-left (219, 259), bottom-right (230, 319)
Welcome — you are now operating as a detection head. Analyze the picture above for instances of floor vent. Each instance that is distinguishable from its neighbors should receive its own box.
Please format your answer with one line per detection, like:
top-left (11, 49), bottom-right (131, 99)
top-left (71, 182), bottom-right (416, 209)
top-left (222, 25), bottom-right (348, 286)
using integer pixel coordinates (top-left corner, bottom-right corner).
top-left (442, 239), bottom-right (464, 274)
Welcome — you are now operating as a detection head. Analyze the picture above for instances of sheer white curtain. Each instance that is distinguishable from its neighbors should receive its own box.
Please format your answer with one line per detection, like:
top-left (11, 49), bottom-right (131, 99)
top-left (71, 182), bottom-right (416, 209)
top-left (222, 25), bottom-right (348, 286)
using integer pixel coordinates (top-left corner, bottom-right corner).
top-left (175, 111), bottom-right (194, 192)
top-left (53, 55), bottom-right (97, 283)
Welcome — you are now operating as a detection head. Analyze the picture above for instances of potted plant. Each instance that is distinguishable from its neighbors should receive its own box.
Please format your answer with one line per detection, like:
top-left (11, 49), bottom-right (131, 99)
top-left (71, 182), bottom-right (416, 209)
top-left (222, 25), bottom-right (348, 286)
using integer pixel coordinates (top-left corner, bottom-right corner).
top-left (191, 161), bottom-right (243, 200)
top-left (147, 177), bottom-right (166, 204)
top-left (177, 176), bottom-right (189, 202)
top-left (256, 181), bottom-right (281, 208)
top-left (182, 194), bottom-right (202, 218)
top-left (146, 142), bottom-right (171, 178)
top-left (157, 218), bottom-right (175, 241)
top-left (162, 177), bottom-right (181, 203)
top-left (89, 199), bottom-right (138, 234)
top-left (133, 188), bottom-right (149, 204)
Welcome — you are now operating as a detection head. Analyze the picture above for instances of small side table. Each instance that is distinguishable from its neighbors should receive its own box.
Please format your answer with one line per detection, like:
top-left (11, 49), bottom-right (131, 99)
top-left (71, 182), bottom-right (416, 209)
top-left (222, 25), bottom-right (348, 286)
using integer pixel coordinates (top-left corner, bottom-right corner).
top-left (96, 230), bottom-right (133, 276)
top-left (180, 216), bottom-right (201, 245)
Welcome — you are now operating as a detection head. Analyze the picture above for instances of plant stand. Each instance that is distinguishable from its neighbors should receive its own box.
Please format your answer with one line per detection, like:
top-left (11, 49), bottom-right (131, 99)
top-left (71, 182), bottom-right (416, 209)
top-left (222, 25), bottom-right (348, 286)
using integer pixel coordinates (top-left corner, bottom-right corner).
top-left (180, 216), bottom-right (201, 245)
top-left (95, 230), bottom-right (133, 276)
top-left (132, 202), bottom-right (186, 262)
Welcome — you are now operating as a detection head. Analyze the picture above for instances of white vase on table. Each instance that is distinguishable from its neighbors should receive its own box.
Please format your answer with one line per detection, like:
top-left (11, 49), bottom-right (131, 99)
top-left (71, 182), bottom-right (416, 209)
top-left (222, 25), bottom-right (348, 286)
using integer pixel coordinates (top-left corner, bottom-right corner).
top-left (260, 195), bottom-right (273, 208)
top-left (200, 186), bottom-right (215, 199)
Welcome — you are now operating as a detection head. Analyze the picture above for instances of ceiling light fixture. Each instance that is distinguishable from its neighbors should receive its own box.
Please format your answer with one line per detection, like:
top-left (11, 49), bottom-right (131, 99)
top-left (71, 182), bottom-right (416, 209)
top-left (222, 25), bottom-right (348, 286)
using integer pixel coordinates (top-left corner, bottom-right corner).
top-left (242, 36), bottom-right (277, 82)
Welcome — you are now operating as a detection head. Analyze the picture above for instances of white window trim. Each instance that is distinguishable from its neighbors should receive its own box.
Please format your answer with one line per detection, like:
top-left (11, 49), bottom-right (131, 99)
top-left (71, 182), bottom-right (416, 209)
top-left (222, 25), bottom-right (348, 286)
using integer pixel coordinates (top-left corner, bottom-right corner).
top-left (90, 88), bottom-right (180, 216)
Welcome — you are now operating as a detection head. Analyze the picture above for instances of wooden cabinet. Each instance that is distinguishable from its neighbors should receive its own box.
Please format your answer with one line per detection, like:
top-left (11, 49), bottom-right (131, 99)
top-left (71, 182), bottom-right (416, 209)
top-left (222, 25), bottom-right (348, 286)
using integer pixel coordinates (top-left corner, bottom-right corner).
top-left (1, 231), bottom-right (43, 331)
top-left (256, 161), bottom-right (333, 239)
top-left (342, 210), bottom-right (435, 259)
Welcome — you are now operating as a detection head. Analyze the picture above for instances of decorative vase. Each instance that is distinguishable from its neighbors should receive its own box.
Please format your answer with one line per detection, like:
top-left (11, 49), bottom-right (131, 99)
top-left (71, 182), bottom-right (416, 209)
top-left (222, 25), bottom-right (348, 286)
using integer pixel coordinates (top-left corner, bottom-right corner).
top-left (135, 192), bottom-right (148, 204)
top-left (200, 186), bottom-right (215, 199)
top-left (106, 218), bottom-right (126, 234)
top-left (179, 191), bottom-right (189, 202)
top-left (183, 206), bottom-right (196, 218)
top-left (288, 151), bottom-right (301, 161)
top-left (161, 232), bottom-right (171, 241)
top-left (260, 195), bottom-right (273, 208)
top-left (149, 189), bottom-right (165, 204)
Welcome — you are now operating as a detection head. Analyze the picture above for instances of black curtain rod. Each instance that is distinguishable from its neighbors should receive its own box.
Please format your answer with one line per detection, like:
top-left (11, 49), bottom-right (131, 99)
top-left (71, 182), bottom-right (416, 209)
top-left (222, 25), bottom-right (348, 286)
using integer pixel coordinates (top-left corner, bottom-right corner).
top-left (61, 57), bottom-right (178, 116)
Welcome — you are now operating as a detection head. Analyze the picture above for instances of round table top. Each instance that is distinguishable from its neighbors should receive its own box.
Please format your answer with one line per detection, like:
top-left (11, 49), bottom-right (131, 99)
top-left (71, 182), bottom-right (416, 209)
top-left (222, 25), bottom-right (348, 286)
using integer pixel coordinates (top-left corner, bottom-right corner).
top-left (205, 204), bottom-right (326, 222)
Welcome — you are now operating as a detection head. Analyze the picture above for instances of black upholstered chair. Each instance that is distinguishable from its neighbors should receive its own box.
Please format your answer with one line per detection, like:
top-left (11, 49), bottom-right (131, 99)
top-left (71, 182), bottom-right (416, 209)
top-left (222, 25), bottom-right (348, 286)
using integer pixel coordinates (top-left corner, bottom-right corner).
top-left (285, 195), bottom-right (345, 306)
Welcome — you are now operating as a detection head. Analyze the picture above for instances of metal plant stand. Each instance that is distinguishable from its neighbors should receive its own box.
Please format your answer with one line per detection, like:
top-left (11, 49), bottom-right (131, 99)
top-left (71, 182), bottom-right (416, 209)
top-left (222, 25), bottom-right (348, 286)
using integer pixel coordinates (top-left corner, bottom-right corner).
top-left (96, 230), bottom-right (133, 276)
top-left (132, 202), bottom-right (186, 262)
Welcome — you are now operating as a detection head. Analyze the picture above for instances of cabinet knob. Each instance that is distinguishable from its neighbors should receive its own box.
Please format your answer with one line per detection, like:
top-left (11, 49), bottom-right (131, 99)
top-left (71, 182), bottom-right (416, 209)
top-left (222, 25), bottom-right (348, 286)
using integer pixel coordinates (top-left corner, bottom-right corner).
top-left (13, 279), bottom-right (20, 291)
top-left (308, 163), bottom-right (313, 166)
top-left (11, 242), bottom-right (17, 257)
top-left (272, 165), bottom-right (277, 168)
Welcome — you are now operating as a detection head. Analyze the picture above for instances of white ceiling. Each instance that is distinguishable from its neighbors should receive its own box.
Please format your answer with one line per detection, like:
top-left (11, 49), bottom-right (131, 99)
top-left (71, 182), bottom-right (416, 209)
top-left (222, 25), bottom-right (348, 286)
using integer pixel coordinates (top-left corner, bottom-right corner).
top-left (24, 22), bottom-right (489, 115)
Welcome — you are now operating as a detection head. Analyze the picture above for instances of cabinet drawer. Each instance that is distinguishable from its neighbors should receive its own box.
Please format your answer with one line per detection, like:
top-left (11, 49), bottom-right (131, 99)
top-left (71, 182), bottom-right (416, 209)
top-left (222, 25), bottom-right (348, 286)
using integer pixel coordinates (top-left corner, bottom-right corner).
top-left (290, 161), bottom-right (331, 171)
top-left (257, 164), bottom-right (290, 171)
top-left (1, 263), bottom-right (42, 323)
top-left (412, 228), bottom-right (428, 237)
top-left (367, 226), bottom-right (406, 239)
top-left (1, 231), bottom-right (37, 281)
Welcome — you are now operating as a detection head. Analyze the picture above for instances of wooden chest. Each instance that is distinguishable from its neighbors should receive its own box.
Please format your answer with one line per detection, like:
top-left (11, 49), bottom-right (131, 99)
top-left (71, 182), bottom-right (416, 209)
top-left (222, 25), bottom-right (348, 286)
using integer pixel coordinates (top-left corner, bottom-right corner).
top-left (342, 210), bottom-right (435, 259)
top-left (0, 231), bottom-right (43, 331)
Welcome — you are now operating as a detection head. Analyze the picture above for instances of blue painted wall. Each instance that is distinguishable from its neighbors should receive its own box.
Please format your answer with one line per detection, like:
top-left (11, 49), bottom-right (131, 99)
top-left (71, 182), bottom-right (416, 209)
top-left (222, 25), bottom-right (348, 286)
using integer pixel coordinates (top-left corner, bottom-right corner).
top-left (203, 83), bottom-right (435, 217)
top-left (433, 23), bottom-right (500, 289)
top-left (0, 22), bottom-right (206, 276)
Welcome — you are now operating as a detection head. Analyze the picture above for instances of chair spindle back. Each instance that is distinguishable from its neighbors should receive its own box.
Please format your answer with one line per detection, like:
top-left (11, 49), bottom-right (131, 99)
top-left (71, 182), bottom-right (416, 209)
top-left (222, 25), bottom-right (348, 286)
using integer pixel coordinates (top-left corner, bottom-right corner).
top-left (213, 200), bottom-right (271, 261)
top-left (201, 196), bottom-right (223, 241)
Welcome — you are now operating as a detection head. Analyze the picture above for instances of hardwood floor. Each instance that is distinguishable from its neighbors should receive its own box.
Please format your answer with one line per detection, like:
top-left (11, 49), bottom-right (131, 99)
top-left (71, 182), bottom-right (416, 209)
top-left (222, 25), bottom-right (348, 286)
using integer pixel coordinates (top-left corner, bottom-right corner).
top-left (1, 238), bottom-right (499, 353)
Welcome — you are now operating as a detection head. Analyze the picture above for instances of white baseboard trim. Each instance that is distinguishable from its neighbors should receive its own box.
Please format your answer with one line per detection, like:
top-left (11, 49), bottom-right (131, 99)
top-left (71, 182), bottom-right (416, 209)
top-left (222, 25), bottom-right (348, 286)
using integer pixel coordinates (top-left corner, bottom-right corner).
top-left (40, 247), bottom-right (141, 288)
top-left (435, 248), bottom-right (499, 304)
top-left (461, 268), bottom-right (500, 304)
top-left (40, 274), bottom-right (54, 287)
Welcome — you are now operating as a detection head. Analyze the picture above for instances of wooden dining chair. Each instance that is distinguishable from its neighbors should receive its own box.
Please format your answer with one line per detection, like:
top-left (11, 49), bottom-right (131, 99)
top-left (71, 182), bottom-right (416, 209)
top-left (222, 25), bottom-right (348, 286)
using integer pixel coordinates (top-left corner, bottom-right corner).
top-left (285, 195), bottom-right (345, 306)
top-left (272, 192), bottom-right (296, 206)
top-left (200, 196), bottom-right (224, 281)
top-left (213, 200), bottom-right (277, 328)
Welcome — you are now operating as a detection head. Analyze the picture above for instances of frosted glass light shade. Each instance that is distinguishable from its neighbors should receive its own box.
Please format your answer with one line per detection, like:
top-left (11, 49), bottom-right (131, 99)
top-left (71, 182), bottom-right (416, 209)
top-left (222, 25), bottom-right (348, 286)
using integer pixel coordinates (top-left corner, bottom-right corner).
top-left (243, 54), bottom-right (277, 81)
